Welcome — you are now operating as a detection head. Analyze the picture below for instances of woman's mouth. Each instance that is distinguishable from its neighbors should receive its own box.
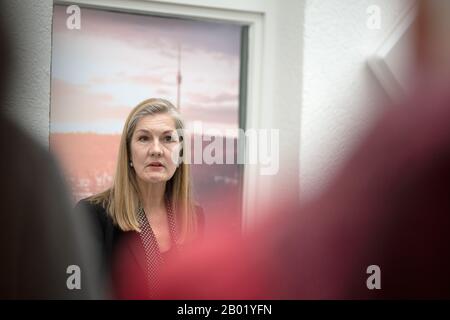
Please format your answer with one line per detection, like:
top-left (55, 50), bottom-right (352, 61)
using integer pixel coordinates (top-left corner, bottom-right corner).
top-left (148, 162), bottom-right (164, 168)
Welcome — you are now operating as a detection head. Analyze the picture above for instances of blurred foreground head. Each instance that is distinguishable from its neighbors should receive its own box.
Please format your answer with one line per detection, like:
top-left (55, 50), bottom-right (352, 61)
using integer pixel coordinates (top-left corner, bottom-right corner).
top-left (0, 10), bottom-right (12, 98)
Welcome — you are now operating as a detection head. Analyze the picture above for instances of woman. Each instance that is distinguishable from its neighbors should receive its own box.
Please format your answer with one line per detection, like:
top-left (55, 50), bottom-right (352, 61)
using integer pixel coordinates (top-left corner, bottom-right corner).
top-left (75, 98), bottom-right (204, 298)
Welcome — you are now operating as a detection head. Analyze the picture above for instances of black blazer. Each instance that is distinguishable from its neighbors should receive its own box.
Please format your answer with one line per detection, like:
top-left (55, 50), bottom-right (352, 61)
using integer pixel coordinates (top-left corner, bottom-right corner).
top-left (74, 199), bottom-right (205, 298)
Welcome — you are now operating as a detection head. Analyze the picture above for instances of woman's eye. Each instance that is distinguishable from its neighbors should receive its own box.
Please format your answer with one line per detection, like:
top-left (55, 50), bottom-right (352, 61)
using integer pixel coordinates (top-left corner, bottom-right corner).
top-left (138, 136), bottom-right (148, 142)
top-left (164, 135), bottom-right (175, 142)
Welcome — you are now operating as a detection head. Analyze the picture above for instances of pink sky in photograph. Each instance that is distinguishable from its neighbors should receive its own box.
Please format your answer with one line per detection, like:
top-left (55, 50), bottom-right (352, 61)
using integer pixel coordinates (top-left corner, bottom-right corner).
top-left (50, 5), bottom-right (241, 134)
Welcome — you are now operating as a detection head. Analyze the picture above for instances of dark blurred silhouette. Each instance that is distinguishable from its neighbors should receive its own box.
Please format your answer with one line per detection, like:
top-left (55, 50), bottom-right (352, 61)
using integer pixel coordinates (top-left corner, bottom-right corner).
top-left (0, 7), bottom-right (102, 299)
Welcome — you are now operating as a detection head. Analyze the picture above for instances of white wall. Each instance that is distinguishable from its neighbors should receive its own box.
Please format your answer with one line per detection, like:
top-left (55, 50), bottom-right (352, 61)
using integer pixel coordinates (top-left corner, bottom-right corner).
top-left (300, 0), bottom-right (415, 201)
top-left (1, 0), bottom-right (53, 147)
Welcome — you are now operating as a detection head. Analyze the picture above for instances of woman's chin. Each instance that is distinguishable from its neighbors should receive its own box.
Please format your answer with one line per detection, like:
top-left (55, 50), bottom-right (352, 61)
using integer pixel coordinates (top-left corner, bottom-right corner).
top-left (142, 174), bottom-right (168, 184)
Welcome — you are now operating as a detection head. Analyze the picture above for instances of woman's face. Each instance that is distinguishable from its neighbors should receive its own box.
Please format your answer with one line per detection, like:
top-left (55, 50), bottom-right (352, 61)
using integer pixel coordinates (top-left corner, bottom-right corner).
top-left (130, 113), bottom-right (181, 185)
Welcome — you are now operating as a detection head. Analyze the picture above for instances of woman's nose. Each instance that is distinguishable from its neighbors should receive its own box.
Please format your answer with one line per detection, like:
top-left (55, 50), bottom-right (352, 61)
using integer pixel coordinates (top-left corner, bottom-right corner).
top-left (149, 139), bottom-right (163, 156)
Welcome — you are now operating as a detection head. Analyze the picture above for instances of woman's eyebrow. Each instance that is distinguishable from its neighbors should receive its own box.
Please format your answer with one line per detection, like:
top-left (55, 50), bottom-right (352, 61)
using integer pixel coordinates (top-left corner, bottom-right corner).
top-left (136, 129), bottom-right (175, 134)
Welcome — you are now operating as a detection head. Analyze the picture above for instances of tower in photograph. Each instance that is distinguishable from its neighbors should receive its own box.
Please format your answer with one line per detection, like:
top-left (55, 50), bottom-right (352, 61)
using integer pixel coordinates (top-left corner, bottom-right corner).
top-left (176, 44), bottom-right (182, 109)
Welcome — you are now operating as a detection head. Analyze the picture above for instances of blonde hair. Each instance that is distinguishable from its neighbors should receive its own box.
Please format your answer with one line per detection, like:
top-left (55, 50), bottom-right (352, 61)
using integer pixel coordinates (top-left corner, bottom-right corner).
top-left (88, 98), bottom-right (197, 243)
